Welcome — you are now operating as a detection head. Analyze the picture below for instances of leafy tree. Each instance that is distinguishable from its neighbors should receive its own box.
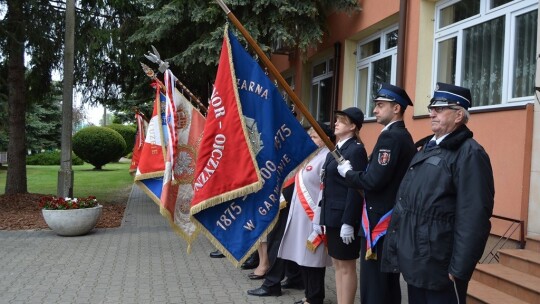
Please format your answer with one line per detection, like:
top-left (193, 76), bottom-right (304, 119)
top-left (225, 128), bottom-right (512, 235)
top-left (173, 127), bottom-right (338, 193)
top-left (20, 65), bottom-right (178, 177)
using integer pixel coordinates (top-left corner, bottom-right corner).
top-left (0, 0), bottom-right (142, 193)
top-left (26, 102), bottom-right (62, 153)
top-left (74, 0), bottom-right (153, 112)
top-left (0, 0), bottom-right (360, 194)
top-left (128, 0), bottom-right (360, 105)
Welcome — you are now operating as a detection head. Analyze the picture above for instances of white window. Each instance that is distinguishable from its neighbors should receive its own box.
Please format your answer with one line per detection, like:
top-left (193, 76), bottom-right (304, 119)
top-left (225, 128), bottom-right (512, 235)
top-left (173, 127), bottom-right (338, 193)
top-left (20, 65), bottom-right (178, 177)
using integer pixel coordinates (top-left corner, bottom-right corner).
top-left (281, 75), bottom-right (295, 105)
top-left (434, 0), bottom-right (538, 107)
top-left (311, 58), bottom-right (334, 122)
top-left (281, 74), bottom-right (298, 116)
top-left (355, 26), bottom-right (399, 118)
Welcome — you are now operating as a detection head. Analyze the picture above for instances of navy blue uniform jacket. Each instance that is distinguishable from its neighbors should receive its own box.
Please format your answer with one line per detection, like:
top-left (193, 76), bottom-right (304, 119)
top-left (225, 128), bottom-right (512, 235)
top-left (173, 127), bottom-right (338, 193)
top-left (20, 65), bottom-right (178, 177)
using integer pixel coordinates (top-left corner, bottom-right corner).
top-left (320, 137), bottom-right (368, 229)
top-left (344, 120), bottom-right (415, 229)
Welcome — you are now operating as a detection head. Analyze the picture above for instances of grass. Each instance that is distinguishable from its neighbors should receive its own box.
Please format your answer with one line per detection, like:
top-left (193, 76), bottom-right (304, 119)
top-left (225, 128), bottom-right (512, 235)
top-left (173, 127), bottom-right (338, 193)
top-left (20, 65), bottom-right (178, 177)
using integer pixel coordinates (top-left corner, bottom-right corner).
top-left (0, 161), bottom-right (134, 203)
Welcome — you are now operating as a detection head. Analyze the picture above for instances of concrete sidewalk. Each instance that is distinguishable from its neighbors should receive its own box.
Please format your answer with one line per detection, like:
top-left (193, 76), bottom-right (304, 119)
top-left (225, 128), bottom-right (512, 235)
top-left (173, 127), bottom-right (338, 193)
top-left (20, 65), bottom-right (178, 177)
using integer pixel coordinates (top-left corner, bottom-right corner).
top-left (0, 185), bottom-right (406, 303)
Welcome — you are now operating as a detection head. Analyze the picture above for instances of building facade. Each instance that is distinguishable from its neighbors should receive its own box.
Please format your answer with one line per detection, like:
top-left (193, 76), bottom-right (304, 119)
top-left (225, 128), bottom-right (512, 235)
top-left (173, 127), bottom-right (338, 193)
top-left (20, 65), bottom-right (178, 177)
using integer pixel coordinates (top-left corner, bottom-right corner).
top-left (272, 0), bottom-right (540, 239)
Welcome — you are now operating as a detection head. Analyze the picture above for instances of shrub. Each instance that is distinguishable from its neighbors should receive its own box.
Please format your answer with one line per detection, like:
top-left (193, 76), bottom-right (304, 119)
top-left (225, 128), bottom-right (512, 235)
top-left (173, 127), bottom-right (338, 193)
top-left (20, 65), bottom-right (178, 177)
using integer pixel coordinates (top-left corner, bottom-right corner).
top-left (105, 124), bottom-right (136, 157)
top-left (72, 126), bottom-right (126, 170)
top-left (26, 151), bottom-right (84, 165)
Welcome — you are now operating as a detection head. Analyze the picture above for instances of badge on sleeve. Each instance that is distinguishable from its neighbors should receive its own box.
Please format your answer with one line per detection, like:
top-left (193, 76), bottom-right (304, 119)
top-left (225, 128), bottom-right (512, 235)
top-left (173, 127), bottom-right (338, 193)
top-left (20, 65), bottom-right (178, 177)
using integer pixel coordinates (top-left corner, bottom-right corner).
top-left (378, 149), bottom-right (391, 165)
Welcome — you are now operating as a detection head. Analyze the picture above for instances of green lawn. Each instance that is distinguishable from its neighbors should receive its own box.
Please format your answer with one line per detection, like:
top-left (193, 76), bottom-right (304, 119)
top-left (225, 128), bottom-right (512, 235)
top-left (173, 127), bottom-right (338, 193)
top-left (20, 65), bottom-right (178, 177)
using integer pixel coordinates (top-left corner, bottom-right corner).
top-left (0, 161), bottom-right (134, 203)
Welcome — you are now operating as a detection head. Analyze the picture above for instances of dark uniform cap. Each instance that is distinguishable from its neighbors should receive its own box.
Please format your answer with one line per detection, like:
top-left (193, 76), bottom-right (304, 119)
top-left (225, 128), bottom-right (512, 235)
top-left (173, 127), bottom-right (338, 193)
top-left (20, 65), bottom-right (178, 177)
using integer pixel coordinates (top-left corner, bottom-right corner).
top-left (373, 83), bottom-right (413, 109)
top-left (316, 120), bottom-right (335, 143)
top-left (335, 107), bottom-right (364, 129)
top-left (429, 82), bottom-right (472, 110)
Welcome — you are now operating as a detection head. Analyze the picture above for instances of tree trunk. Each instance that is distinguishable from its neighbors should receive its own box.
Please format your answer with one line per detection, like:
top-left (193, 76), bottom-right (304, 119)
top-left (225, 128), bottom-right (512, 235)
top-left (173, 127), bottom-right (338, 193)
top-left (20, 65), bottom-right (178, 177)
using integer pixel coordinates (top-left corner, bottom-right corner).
top-left (5, 0), bottom-right (28, 194)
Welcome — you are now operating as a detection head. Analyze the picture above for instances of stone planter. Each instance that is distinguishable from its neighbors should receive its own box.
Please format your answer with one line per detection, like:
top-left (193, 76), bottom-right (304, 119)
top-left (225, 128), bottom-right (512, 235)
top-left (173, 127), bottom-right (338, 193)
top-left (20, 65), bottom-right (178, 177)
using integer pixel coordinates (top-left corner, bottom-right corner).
top-left (42, 205), bottom-right (102, 236)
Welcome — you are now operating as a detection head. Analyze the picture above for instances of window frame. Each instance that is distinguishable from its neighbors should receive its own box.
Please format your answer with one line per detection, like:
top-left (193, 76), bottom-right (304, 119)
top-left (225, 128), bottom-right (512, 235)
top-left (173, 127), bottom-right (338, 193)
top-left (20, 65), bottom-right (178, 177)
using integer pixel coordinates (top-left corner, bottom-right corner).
top-left (354, 25), bottom-right (399, 119)
top-left (310, 57), bottom-right (334, 123)
top-left (433, 0), bottom-right (538, 109)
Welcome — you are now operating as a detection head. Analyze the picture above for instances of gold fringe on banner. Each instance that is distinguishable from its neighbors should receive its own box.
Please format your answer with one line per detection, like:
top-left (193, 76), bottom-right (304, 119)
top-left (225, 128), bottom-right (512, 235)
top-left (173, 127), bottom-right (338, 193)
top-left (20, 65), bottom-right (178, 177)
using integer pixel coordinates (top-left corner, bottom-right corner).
top-left (190, 207), bottom-right (281, 268)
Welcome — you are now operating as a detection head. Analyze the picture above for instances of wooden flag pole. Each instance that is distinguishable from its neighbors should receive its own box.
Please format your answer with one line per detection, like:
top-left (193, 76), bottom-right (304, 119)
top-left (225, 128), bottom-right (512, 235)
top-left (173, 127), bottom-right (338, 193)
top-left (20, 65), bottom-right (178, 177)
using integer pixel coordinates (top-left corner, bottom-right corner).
top-left (140, 62), bottom-right (208, 115)
top-left (214, 0), bottom-right (343, 162)
top-left (174, 77), bottom-right (208, 114)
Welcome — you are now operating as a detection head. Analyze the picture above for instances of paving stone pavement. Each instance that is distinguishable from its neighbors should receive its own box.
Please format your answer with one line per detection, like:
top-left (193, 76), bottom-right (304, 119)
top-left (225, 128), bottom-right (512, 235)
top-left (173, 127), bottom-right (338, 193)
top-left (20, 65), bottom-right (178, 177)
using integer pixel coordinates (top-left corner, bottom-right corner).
top-left (0, 185), bottom-right (407, 304)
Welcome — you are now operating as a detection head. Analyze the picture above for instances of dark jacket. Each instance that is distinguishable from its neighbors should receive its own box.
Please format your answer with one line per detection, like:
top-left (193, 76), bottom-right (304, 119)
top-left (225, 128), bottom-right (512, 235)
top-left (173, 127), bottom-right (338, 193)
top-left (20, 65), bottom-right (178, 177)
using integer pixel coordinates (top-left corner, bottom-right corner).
top-left (344, 120), bottom-right (416, 229)
top-left (320, 137), bottom-right (368, 229)
top-left (381, 125), bottom-right (494, 290)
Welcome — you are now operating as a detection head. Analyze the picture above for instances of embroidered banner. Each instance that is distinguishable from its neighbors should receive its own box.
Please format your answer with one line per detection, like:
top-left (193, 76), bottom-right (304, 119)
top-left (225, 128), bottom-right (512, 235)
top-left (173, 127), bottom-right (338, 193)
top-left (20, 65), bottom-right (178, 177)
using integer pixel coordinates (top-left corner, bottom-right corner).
top-left (190, 27), bottom-right (317, 265)
top-left (134, 77), bottom-right (205, 245)
top-left (161, 70), bottom-right (205, 245)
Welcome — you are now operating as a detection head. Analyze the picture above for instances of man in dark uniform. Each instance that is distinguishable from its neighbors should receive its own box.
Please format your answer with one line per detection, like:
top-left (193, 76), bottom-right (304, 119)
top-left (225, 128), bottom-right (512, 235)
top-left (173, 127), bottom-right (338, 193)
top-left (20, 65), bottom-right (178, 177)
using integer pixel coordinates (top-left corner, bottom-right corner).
top-left (337, 83), bottom-right (416, 304)
top-left (381, 83), bottom-right (494, 304)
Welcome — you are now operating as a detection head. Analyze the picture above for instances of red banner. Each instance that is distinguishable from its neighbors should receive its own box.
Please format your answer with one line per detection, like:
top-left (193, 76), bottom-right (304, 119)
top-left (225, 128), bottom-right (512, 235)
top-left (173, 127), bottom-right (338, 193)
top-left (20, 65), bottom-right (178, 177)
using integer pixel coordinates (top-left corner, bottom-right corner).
top-left (160, 71), bottom-right (206, 244)
top-left (129, 112), bottom-right (147, 174)
top-left (190, 37), bottom-right (262, 210)
top-left (135, 88), bottom-right (166, 178)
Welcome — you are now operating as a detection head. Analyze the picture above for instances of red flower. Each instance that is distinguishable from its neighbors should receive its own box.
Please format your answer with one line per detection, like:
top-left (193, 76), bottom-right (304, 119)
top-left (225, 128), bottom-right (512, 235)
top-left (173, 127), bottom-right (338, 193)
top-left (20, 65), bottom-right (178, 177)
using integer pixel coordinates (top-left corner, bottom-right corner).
top-left (39, 196), bottom-right (98, 210)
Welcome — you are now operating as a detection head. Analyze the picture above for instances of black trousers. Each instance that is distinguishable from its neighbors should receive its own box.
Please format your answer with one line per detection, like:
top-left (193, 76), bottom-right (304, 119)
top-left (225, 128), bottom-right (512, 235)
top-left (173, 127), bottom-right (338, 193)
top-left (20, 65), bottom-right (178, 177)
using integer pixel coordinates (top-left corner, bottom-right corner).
top-left (300, 265), bottom-right (325, 304)
top-left (359, 236), bottom-right (401, 304)
top-left (407, 278), bottom-right (468, 304)
top-left (261, 202), bottom-right (301, 291)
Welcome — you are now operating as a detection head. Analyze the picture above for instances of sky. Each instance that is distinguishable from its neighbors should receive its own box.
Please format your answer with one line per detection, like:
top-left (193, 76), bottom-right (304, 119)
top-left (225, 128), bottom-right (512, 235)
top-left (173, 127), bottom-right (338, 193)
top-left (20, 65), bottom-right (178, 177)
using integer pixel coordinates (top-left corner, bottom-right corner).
top-left (74, 94), bottom-right (104, 126)
top-left (85, 104), bottom-right (104, 125)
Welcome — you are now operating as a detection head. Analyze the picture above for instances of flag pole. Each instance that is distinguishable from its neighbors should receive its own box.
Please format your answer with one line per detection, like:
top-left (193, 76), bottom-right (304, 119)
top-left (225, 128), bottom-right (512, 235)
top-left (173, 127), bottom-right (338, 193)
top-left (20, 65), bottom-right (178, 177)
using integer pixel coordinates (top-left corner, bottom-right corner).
top-left (140, 62), bottom-right (208, 115)
top-left (174, 77), bottom-right (208, 114)
top-left (214, 0), bottom-right (343, 162)
top-left (132, 106), bottom-right (150, 123)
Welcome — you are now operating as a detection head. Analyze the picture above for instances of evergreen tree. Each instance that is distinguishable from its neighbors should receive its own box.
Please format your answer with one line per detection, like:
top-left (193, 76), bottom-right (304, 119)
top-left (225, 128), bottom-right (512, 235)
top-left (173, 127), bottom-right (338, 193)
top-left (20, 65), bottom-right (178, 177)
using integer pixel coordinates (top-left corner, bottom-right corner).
top-left (128, 0), bottom-right (360, 105)
top-left (0, 0), bottom-right (360, 194)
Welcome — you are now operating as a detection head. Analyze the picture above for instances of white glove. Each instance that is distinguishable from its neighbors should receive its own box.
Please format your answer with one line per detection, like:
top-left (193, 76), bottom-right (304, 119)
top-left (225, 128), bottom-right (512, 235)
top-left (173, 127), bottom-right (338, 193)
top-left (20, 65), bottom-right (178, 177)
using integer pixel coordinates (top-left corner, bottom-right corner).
top-left (340, 223), bottom-right (355, 245)
top-left (313, 223), bottom-right (324, 235)
top-left (337, 160), bottom-right (352, 177)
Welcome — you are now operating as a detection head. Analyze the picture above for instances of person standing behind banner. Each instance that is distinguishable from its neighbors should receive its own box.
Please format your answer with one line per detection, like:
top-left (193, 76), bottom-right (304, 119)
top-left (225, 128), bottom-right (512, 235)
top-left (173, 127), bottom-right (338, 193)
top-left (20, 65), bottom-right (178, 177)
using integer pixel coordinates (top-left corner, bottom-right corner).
top-left (277, 121), bottom-right (335, 304)
top-left (320, 107), bottom-right (368, 304)
top-left (337, 83), bottom-right (416, 304)
top-left (381, 83), bottom-right (494, 304)
top-left (247, 174), bottom-right (303, 297)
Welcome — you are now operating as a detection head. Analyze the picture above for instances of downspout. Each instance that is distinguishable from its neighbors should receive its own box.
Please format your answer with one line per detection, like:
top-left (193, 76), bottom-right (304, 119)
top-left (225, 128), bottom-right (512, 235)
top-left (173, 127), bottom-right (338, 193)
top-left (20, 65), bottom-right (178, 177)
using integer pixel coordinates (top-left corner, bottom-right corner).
top-left (396, 0), bottom-right (408, 87)
top-left (331, 42), bottom-right (341, 124)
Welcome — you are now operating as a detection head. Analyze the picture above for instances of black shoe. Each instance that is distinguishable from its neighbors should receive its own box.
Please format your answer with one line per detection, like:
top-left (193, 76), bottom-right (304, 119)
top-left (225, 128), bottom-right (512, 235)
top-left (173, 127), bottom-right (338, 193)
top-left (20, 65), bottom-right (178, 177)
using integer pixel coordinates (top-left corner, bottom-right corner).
top-left (247, 286), bottom-right (282, 297)
top-left (209, 250), bottom-right (225, 258)
top-left (247, 272), bottom-right (265, 280)
top-left (241, 254), bottom-right (259, 269)
top-left (281, 279), bottom-right (304, 290)
top-left (294, 299), bottom-right (307, 304)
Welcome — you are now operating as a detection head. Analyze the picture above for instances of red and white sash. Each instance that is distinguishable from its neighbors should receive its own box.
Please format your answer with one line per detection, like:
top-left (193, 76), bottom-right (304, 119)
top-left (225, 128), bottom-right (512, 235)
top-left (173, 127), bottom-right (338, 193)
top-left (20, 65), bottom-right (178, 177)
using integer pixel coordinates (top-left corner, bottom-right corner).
top-left (296, 169), bottom-right (325, 251)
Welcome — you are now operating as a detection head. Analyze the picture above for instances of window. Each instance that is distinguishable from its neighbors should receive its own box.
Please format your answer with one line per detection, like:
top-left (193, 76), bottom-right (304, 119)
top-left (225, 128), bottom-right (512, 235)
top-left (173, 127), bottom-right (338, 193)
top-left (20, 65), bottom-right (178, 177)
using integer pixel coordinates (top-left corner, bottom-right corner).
top-left (311, 58), bottom-right (334, 122)
top-left (355, 27), bottom-right (398, 118)
top-left (282, 75), bottom-right (295, 105)
top-left (434, 0), bottom-right (537, 107)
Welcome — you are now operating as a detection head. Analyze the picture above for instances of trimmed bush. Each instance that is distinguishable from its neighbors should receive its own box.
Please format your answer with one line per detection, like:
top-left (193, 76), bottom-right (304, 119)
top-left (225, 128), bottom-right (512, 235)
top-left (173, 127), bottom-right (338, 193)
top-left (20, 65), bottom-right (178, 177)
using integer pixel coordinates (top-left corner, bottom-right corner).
top-left (106, 124), bottom-right (136, 157)
top-left (72, 126), bottom-right (126, 170)
top-left (26, 151), bottom-right (84, 166)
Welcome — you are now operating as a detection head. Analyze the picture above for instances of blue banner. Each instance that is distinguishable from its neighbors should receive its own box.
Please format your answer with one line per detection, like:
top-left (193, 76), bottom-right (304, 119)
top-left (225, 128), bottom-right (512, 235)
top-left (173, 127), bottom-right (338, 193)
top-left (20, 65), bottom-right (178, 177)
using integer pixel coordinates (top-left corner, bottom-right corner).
top-left (192, 30), bottom-right (317, 264)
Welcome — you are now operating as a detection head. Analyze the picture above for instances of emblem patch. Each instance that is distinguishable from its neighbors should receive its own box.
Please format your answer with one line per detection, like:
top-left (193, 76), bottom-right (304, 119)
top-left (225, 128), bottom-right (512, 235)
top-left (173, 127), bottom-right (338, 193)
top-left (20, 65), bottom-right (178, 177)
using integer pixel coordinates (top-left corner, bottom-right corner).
top-left (377, 149), bottom-right (391, 166)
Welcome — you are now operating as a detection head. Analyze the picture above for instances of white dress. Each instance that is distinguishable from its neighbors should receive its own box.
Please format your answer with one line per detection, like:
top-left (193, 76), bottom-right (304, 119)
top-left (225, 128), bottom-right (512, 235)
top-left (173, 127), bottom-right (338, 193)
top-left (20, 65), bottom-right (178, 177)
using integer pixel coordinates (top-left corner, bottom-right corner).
top-left (277, 147), bottom-right (332, 268)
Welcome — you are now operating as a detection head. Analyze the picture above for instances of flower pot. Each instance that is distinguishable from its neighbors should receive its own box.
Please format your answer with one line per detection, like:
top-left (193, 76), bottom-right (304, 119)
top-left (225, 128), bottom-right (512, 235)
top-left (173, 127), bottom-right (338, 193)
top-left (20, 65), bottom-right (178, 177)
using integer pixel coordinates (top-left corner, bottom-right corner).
top-left (42, 205), bottom-right (102, 236)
